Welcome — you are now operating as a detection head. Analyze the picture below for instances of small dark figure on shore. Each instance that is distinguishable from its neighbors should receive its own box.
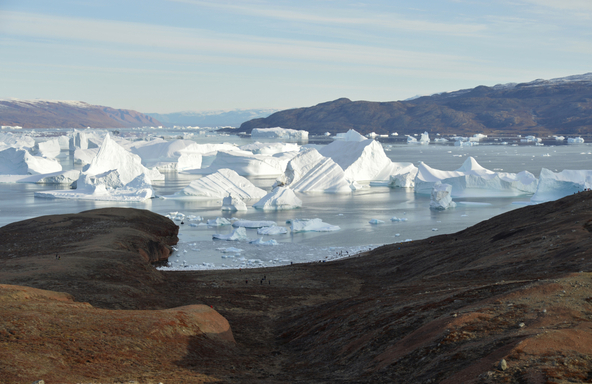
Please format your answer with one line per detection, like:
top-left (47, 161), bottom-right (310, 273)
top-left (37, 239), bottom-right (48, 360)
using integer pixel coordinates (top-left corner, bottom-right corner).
top-left (55, 254), bottom-right (58, 260)
top-left (245, 279), bottom-right (248, 284)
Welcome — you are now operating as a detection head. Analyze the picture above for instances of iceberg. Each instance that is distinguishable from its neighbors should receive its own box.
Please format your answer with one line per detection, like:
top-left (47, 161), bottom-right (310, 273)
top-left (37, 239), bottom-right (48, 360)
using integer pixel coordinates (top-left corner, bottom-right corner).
top-left (415, 157), bottom-right (538, 197)
top-left (419, 131), bottom-right (430, 144)
top-left (319, 137), bottom-right (393, 182)
top-left (165, 168), bottom-right (267, 200)
top-left (252, 187), bottom-right (302, 210)
top-left (251, 127), bottom-right (308, 140)
top-left (370, 161), bottom-right (418, 188)
top-left (290, 218), bottom-right (340, 232)
top-left (221, 194), bottom-right (248, 211)
top-left (334, 129), bottom-right (366, 142)
top-left (279, 148), bottom-right (360, 193)
top-left (568, 137), bottom-right (585, 144)
top-left (406, 135), bottom-right (418, 144)
top-left (207, 217), bottom-right (232, 226)
top-left (430, 181), bottom-right (456, 210)
top-left (257, 225), bottom-right (288, 235)
top-left (0, 147), bottom-right (62, 175)
top-left (531, 168), bottom-right (592, 202)
top-left (239, 142), bottom-right (300, 155)
top-left (232, 220), bottom-right (277, 228)
top-left (369, 219), bottom-right (385, 224)
top-left (33, 138), bottom-right (61, 158)
top-left (187, 150), bottom-right (285, 177)
top-left (249, 237), bottom-right (279, 246)
top-left (129, 139), bottom-right (203, 170)
top-left (73, 148), bottom-right (99, 165)
top-left (212, 227), bottom-right (248, 241)
top-left (0, 132), bottom-right (35, 150)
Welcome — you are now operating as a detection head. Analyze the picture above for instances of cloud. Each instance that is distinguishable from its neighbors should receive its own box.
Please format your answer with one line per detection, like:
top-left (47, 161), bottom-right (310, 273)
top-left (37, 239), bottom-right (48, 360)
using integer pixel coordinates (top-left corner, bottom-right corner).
top-left (0, 11), bottom-right (478, 71)
top-left (168, 0), bottom-right (487, 36)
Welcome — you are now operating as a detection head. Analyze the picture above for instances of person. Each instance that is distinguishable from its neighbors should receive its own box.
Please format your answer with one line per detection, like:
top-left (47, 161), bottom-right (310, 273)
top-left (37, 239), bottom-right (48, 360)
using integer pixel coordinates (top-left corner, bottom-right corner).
top-left (55, 254), bottom-right (58, 260)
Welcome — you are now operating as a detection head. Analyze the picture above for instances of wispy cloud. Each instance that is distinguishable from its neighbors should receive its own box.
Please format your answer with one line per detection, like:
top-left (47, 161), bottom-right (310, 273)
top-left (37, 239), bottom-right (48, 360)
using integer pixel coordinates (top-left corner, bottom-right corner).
top-left (0, 11), bottom-right (479, 71)
top-left (168, 0), bottom-right (487, 36)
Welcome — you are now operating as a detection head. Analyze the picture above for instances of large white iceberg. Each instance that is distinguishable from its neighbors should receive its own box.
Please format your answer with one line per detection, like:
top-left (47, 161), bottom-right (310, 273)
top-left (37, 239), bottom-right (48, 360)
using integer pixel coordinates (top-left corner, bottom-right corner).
top-left (252, 187), bottom-right (302, 210)
top-left (531, 168), bottom-right (592, 202)
top-left (33, 138), bottom-right (61, 159)
top-left (278, 148), bottom-right (360, 193)
top-left (319, 138), bottom-right (392, 182)
top-left (430, 181), bottom-right (456, 210)
top-left (129, 139), bottom-right (203, 171)
top-left (0, 147), bottom-right (62, 175)
top-left (415, 157), bottom-right (538, 197)
top-left (187, 150), bottom-right (285, 177)
top-left (0, 132), bottom-right (35, 150)
top-left (251, 127), bottom-right (308, 140)
top-left (164, 168), bottom-right (267, 200)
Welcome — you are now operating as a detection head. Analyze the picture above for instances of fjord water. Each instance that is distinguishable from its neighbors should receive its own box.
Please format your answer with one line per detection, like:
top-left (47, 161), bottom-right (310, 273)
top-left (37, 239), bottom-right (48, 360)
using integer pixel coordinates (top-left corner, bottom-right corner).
top-left (1, 130), bottom-right (590, 269)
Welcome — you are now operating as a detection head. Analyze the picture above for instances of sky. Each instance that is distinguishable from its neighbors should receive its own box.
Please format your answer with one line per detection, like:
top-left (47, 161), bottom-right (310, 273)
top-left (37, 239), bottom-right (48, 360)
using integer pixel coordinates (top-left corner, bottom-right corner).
top-left (0, 0), bottom-right (591, 114)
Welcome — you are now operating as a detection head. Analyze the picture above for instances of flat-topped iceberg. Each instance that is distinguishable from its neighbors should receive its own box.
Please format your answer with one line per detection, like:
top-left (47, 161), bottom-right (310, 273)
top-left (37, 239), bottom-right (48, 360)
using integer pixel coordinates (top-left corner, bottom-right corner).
top-left (253, 187), bottom-right (302, 210)
top-left (187, 150), bottom-right (285, 177)
top-left (251, 127), bottom-right (308, 140)
top-left (290, 218), bottom-right (340, 232)
top-left (257, 225), bottom-right (288, 235)
top-left (278, 148), bottom-right (360, 193)
top-left (531, 168), bottom-right (592, 202)
top-left (33, 138), bottom-right (61, 159)
top-left (129, 138), bottom-right (203, 170)
top-left (430, 181), bottom-right (456, 210)
top-left (415, 157), bottom-right (538, 197)
top-left (164, 168), bottom-right (267, 200)
top-left (239, 142), bottom-right (300, 155)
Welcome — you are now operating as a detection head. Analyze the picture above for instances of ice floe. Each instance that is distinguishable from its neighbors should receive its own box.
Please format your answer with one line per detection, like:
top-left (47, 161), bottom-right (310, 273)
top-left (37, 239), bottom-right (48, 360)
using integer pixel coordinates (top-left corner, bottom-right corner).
top-left (289, 218), bottom-right (340, 232)
top-left (249, 237), bottom-right (279, 245)
top-left (430, 181), bottom-right (456, 210)
top-left (212, 227), bottom-right (248, 241)
top-left (232, 220), bottom-right (277, 228)
top-left (257, 225), bottom-right (288, 235)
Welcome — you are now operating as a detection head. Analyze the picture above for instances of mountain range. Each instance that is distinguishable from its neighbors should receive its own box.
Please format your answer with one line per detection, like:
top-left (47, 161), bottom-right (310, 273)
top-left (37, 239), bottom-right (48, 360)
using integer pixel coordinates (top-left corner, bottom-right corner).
top-left (239, 73), bottom-right (592, 136)
top-left (147, 108), bottom-right (277, 127)
top-left (0, 99), bottom-right (161, 129)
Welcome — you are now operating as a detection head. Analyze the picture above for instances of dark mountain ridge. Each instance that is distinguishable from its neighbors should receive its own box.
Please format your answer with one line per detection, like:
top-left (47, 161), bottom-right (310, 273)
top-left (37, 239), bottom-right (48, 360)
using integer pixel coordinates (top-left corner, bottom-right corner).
top-left (240, 73), bottom-right (592, 136)
top-left (0, 99), bottom-right (161, 128)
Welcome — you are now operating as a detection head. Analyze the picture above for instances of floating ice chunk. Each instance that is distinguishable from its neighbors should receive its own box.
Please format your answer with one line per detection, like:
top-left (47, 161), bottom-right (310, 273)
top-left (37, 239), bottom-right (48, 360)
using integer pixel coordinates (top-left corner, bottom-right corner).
top-left (34, 169), bottom-right (80, 184)
top-left (430, 181), bottom-right (456, 210)
top-left (186, 215), bottom-right (203, 221)
top-left (419, 131), bottom-right (430, 144)
top-left (251, 127), bottom-right (308, 140)
top-left (249, 237), bottom-right (279, 245)
top-left (531, 168), bottom-right (592, 202)
top-left (218, 247), bottom-right (244, 253)
top-left (415, 157), bottom-right (538, 197)
top-left (257, 225), bottom-right (288, 235)
top-left (129, 139), bottom-right (203, 170)
top-left (406, 135), bottom-right (418, 144)
top-left (222, 194), bottom-right (248, 211)
top-left (334, 129), bottom-right (366, 142)
top-left (253, 187), bottom-right (302, 210)
top-left (432, 228), bottom-right (438, 231)
top-left (279, 148), bottom-right (360, 193)
top-left (0, 147), bottom-right (62, 175)
top-left (33, 138), bottom-right (61, 158)
top-left (232, 220), bottom-right (276, 228)
top-left (319, 137), bottom-right (393, 182)
top-left (0, 132), bottom-right (35, 150)
top-left (370, 162), bottom-right (418, 188)
top-left (554, 136), bottom-right (565, 141)
top-left (567, 137), bottom-right (585, 144)
top-left (369, 219), bottom-right (385, 224)
top-left (207, 217), bottom-right (232, 226)
top-left (212, 227), bottom-right (248, 241)
top-left (164, 168), bottom-right (267, 200)
top-left (290, 218), bottom-right (340, 232)
top-left (390, 217), bottom-right (408, 222)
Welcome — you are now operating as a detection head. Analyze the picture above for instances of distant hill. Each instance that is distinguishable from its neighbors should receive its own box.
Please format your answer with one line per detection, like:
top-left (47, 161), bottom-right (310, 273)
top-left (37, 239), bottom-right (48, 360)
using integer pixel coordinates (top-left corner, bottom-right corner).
top-left (147, 108), bottom-right (277, 128)
top-left (240, 73), bottom-right (592, 136)
top-left (0, 99), bottom-right (161, 129)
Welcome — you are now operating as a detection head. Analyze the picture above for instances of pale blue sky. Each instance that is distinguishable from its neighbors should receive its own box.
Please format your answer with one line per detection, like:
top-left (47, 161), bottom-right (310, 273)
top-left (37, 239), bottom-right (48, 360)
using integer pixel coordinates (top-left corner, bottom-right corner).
top-left (1, 0), bottom-right (591, 113)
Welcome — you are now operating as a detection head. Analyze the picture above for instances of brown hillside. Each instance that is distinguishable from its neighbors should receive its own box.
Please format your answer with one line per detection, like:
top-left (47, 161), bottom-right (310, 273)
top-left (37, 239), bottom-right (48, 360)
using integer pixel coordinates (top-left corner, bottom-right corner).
top-left (2, 195), bottom-right (592, 383)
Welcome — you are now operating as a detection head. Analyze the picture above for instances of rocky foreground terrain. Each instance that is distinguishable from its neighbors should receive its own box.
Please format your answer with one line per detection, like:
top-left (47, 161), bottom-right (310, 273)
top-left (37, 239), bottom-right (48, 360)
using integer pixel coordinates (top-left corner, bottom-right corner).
top-left (2, 196), bottom-right (592, 383)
